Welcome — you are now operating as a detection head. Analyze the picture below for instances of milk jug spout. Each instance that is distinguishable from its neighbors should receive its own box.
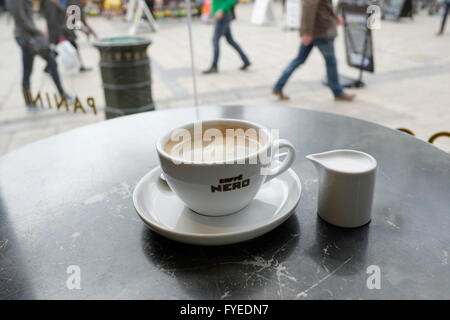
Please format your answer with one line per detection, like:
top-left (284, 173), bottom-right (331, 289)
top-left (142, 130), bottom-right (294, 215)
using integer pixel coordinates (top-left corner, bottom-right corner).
top-left (305, 151), bottom-right (331, 172)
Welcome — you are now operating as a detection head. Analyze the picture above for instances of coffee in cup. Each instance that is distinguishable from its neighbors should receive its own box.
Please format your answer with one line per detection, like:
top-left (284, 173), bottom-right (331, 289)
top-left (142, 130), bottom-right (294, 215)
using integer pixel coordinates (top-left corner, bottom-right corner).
top-left (163, 124), bottom-right (264, 164)
top-left (156, 119), bottom-right (296, 216)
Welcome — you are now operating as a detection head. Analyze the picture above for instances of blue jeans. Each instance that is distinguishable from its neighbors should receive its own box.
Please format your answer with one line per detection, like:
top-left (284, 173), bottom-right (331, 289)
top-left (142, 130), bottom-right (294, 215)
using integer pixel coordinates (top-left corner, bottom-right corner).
top-left (16, 37), bottom-right (65, 105)
top-left (211, 12), bottom-right (250, 69)
top-left (273, 38), bottom-right (344, 97)
top-left (440, 2), bottom-right (450, 33)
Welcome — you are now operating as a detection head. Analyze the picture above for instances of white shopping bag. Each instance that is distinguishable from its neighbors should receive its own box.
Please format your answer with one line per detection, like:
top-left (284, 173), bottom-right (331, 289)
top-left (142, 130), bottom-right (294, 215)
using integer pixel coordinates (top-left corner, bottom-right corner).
top-left (56, 40), bottom-right (80, 73)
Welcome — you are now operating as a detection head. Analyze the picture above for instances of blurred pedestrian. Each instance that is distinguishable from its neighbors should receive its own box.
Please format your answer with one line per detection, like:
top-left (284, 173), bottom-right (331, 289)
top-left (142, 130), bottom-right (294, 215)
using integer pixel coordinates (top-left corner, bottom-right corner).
top-left (66, 0), bottom-right (97, 71)
top-left (437, 0), bottom-right (450, 35)
top-left (272, 0), bottom-right (355, 101)
top-left (203, 0), bottom-right (251, 74)
top-left (7, 0), bottom-right (73, 110)
top-left (40, 0), bottom-right (65, 46)
top-left (42, 0), bottom-right (94, 72)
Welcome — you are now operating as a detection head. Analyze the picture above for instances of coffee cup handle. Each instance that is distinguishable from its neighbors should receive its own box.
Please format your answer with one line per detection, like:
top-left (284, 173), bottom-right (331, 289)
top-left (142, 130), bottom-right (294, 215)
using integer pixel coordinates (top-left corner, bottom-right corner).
top-left (264, 139), bottom-right (296, 182)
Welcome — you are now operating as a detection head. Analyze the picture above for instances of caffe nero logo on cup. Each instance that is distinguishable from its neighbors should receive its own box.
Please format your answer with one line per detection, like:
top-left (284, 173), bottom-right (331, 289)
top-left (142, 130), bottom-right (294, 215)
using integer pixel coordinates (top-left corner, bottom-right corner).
top-left (164, 121), bottom-right (279, 171)
top-left (211, 174), bottom-right (250, 193)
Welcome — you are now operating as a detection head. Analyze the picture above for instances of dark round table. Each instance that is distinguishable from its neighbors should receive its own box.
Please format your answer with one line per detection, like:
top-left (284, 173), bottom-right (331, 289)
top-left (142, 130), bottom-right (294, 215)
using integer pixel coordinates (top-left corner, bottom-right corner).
top-left (1, 106), bottom-right (449, 299)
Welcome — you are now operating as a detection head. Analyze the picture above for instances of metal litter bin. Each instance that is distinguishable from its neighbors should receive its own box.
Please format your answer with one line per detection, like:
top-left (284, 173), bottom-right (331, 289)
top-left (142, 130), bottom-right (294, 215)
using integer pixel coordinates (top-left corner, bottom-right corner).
top-left (94, 37), bottom-right (154, 119)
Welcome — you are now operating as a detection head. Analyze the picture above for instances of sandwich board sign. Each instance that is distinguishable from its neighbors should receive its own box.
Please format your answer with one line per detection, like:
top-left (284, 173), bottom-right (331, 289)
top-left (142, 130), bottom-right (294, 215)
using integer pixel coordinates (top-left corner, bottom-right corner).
top-left (324, 2), bottom-right (374, 88)
top-left (251, 0), bottom-right (276, 25)
top-left (343, 8), bottom-right (374, 72)
top-left (383, 0), bottom-right (413, 20)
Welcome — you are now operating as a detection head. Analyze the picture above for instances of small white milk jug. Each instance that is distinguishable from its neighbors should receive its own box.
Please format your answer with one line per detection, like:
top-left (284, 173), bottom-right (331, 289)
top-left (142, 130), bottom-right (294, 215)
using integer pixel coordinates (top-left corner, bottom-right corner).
top-left (306, 149), bottom-right (377, 228)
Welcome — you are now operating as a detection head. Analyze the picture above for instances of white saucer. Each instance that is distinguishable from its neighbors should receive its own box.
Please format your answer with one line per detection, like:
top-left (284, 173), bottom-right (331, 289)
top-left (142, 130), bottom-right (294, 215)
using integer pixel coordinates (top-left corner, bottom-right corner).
top-left (133, 166), bottom-right (302, 245)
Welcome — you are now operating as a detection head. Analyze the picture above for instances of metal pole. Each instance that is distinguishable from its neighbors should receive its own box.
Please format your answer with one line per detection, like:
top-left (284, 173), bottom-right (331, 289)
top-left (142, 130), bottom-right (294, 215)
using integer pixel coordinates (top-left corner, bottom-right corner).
top-left (358, 22), bottom-right (369, 87)
top-left (185, 0), bottom-right (200, 117)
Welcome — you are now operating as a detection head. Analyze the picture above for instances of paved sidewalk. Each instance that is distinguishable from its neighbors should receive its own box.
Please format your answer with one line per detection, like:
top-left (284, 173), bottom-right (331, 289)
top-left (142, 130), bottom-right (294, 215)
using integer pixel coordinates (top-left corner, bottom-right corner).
top-left (1, 3), bottom-right (449, 156)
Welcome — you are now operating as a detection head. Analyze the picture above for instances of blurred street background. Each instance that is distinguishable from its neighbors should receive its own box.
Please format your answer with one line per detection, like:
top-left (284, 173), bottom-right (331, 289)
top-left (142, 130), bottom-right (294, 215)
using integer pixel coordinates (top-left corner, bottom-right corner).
top-left (1, 0), bottom-right (449, 155)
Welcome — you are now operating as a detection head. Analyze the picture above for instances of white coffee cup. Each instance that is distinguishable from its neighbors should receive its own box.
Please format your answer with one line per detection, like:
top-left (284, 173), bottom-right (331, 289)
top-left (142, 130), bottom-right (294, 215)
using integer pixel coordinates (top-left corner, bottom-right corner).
top-left (156, 119), bottom-right (296, 216)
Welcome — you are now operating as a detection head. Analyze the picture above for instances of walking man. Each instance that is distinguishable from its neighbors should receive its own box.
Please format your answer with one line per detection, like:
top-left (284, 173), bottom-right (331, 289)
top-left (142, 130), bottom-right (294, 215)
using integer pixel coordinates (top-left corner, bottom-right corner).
top-left (8, 0), bottom-right (72, 109)
top-left (437, 0), bottom-right (450, 35)
top-left (203, 0), bottom-right (251, 74)
top-left (273, 0), bottom-right (355, 101)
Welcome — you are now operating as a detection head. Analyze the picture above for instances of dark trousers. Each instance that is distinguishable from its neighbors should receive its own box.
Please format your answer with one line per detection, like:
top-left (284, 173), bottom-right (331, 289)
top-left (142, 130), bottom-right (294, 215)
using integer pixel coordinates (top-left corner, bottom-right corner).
top-left (440, 2), bottom-right (450, 33)
top-left (211, 12), bottom-right (250, 69)
top-left (16, 37), bottom-right (65, 105)
top-left (273, 38), bottom-right (344, 97)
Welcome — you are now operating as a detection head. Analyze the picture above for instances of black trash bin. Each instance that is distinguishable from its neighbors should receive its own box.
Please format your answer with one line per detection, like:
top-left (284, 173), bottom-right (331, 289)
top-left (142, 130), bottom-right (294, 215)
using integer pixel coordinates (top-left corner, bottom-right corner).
top-left (94, 37), bottom-right (154, 119)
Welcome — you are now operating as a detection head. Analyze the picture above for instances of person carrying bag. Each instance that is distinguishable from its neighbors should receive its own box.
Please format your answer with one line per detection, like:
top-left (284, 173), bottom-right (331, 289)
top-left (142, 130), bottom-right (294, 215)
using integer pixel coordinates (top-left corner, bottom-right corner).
top-left (7, 0), bottom-right (72, 109)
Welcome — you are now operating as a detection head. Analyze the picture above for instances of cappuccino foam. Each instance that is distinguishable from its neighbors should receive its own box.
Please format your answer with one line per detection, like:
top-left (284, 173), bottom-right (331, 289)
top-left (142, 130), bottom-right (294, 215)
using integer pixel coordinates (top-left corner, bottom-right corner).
top-left (164, 125), bottom-right (264, 162)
